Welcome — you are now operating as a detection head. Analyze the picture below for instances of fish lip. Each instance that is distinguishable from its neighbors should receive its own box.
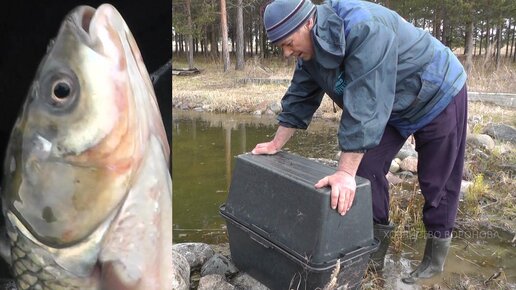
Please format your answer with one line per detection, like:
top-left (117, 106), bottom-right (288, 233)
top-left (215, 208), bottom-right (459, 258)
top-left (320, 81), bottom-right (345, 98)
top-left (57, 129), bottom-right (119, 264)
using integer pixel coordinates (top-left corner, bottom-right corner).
top-left (61, 6), bottom-right (96, 44)
top-left (61, 5), bottom-right (109, 49)
top-left (79, 6), bottom-right (95, 34)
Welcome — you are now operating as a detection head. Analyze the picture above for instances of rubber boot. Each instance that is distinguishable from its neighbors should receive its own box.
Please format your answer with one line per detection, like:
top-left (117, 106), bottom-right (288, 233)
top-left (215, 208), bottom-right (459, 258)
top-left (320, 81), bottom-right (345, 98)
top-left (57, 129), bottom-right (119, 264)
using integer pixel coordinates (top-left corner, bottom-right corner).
top-left (402, 236), bottom-right (452, 284)
top-left (368, 222), bottom-right (395, 272)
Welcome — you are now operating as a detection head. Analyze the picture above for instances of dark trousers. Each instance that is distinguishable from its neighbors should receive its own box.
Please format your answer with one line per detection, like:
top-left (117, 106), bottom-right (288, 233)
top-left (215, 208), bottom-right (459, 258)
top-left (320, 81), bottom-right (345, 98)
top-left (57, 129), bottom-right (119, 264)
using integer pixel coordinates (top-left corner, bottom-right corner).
top-left (357, 86), bottom-right (468, 238)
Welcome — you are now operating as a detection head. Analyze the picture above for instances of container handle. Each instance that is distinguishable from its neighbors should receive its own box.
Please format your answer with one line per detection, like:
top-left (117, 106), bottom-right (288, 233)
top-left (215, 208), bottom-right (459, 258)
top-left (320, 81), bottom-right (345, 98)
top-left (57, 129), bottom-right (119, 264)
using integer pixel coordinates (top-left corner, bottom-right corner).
top-left (249, 232), bottom-right (274, 249)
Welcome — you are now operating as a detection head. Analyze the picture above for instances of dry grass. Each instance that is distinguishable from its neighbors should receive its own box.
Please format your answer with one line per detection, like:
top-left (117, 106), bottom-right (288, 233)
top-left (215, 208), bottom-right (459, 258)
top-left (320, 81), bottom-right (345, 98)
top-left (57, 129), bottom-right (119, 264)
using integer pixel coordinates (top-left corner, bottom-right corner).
top-left (388, 183), bottom-right (426, 253)
top-left (468, 101), bottom-right (516, 127)
top-left (465, 57), bottom-right (516, 94)
top-left (173, 56), bottom-right (516, 116)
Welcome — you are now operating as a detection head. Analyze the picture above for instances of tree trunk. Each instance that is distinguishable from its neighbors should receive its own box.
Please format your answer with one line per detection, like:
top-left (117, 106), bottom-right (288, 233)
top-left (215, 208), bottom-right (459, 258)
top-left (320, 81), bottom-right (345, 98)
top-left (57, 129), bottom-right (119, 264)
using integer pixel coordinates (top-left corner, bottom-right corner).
top-left (479, 24), bottom-right (483, 56)
top-left (179, 34), bottom-right (184, 53)
top-left (254, 20), bottom-right (259, 55)
top-left (513, 27), bottom-right (516, 62)
top-left (433, 8), bottom-right (442, 41)
top-left (442, 13), bottom-right (450, 46)
top-left (185, 0), bottom-right (194, 69)
top-left (496, 24), bottom-right (501, 70)
top-left (235, 0), bottom-right (245, 70)
top-left (174, 33), bottom-right (179, 54)
top-left (465, 20), bottom-right (474, 74)
top-left (483, 22), bottom-right (492, 68)
top-left (505, 18), bottom-right (511, 58)
top-left (209, 0), bottom-right (219, 59)
top-left (220, 0), bottom-right (231, 72)
top-left (473, 25), bottom-right (477, 56)
top-left (260, 16), bottom-right (266, 59)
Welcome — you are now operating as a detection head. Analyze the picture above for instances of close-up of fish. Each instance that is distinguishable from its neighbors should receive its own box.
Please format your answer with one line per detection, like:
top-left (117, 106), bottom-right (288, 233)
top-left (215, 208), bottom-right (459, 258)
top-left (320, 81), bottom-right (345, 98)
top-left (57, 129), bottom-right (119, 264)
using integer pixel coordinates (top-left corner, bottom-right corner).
top-left (0, 4), bottom-right (172, 290)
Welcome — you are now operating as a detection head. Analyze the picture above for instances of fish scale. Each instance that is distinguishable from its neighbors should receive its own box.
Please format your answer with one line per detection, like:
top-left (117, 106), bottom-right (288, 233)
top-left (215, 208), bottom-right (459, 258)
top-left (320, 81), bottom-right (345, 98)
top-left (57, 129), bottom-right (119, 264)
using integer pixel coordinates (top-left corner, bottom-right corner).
top-left (9, 229), bottom-right (90, 290)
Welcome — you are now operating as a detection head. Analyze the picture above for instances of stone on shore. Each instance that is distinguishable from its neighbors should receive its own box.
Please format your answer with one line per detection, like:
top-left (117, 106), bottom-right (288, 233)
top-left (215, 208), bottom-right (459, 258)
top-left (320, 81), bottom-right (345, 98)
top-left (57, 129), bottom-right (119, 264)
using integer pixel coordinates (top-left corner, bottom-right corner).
top-left (172, 249), bottom-right (191, 290)
top-left (483, 123), bottom-right (516, 143)
top-left (396, 144), bottom-right (418, 160)
top-left (467, 134), bottom-right (495, 150)
top-left (389, 159), bottom-right (400, 173)
top-left (400, 156), bottom-right (418, 173)
top-left (231, 273), bottom-right (270, 290)
top-left (200, 254), bottom-right (239, 278)
top-left (172, 243), bottom-right (215, 270)
top-left (198, 274), bottom-right (235, 290)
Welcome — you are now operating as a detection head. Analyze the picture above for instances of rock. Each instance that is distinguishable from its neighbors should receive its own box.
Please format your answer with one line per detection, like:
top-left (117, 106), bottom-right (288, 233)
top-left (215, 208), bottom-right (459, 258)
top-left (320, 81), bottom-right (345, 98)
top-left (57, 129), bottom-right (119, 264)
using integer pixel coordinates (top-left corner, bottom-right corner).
top-left (264, 108), bottom-right (275, 115)
top-left (171, 250), bottom-right (190, 290)
top-left (0, 280), bottom-right (16, 290)
top-left (172, 243), bottom-right (215, 270)
top-left (467, 134), bottom-right (495, 150)
top-left (210, 243), bottom-right (231, 257)
top-left (400, 156), bottom-right (418, 173)
top-left (389, 159), bottom-right (400, 173)
top-left (194, 107), bottom-right (204, 112)
top-left (267, 101), bottom-right (282, 114)
top-left (252, 110), bottom-right (263, 116)
top-left (460, 181), bottom-right (473, 200)
top-left (198, 274), bottom-right (234, 290)
top-left (231, 273), bottom-right (270, 290)
top-left (396, 145), bottom-right (418, 160)
top-left (200, 254), bottom-right (239, 278)
top-left (483, 123), bottom-right (516, 143)
top-left (462, 163), bottom-right (474, 181)
top-left (468, 115), bottom-right (483, 126)
top-left (397, 171), bottom-right (415, 179)
top-left (386, 172), bottom-right (403, 185)
top-left (180, 102), bottom-right (192, 110)
top-left (497, 143), bottom-right (513, 155)
top-left (472, 148), bottom-right (489, 159)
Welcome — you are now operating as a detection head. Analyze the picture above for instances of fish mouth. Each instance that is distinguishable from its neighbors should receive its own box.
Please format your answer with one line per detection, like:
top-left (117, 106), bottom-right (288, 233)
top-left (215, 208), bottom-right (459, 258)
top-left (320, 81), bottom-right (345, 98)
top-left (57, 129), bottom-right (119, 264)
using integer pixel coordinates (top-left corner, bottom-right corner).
top-left (79, 6), bottom-right (95, 34)
top-left (65, 4), bottom-right (125, 62)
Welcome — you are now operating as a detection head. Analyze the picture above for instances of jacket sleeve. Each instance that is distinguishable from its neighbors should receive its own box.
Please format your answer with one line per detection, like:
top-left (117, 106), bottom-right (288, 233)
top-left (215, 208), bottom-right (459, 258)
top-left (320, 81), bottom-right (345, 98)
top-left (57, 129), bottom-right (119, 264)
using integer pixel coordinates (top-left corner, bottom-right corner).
top-left (338, 21), bottom-right (398, 152)
top-left (277, 63), bottom-right (325, 129)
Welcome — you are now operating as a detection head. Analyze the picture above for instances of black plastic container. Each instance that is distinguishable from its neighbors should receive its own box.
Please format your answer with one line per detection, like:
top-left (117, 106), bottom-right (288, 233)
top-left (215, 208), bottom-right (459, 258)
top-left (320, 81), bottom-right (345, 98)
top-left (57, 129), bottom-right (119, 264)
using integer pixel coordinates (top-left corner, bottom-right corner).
top-left (220, 152), bottom-right (378, 289)
top-left (223, 152), bottom-right (374, 263)
top-left (220, 206), bottom-right (379, 290)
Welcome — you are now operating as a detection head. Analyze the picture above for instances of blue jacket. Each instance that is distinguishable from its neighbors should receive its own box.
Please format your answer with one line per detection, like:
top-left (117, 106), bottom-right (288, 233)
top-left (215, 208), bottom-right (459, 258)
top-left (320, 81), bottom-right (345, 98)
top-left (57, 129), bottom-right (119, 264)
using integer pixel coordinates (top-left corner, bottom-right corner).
top-left (277, 0), bottom-right (467, 152)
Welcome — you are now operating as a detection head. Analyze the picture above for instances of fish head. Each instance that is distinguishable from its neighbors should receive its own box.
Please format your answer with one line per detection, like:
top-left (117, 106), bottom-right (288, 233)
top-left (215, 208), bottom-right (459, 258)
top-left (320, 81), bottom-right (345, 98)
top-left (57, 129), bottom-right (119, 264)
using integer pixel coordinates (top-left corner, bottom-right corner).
top-left (2, 4), bottom-right (166, 249)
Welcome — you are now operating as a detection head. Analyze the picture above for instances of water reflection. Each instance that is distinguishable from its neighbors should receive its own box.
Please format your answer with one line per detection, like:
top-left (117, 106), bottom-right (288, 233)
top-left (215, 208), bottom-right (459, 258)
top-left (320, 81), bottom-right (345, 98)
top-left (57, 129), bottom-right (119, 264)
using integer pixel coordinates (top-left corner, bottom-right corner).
top-left (173, 111), bottom-right (282, 243)
top-left (172, 110), bottom-right (340, 243)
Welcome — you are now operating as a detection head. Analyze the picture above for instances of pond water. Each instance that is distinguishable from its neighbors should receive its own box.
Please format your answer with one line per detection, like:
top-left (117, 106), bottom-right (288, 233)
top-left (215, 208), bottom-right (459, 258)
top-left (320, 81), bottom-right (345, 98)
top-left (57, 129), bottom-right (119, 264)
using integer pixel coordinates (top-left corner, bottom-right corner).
top-left (172, 110), bottom-right (515, 288)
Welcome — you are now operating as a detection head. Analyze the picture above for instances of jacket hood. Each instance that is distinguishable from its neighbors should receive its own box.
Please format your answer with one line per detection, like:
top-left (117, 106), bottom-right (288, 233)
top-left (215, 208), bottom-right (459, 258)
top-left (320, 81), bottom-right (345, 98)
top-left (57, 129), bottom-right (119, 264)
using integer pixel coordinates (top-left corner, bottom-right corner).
top-left (310, 4), bottom-right (346, 69)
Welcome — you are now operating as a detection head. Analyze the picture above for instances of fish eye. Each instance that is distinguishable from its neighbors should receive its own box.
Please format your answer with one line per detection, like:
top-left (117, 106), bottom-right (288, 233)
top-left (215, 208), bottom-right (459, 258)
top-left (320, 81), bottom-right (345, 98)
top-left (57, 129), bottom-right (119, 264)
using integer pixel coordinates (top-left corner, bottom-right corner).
top-left (39, 68), bottom-right (79, 112)
top-left (52, 81), bottom-right (71, 100)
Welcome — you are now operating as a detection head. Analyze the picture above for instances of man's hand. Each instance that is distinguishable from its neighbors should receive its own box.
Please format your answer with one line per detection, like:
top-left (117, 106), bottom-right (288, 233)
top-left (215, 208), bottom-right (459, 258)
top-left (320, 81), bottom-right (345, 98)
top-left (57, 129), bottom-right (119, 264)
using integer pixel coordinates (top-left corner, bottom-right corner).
top-left (315, 170), bottom-right (357, 215)
top-left (251, 126), bottom-right (296, 155)
top-left (252, 142), bottom-right (279, 155)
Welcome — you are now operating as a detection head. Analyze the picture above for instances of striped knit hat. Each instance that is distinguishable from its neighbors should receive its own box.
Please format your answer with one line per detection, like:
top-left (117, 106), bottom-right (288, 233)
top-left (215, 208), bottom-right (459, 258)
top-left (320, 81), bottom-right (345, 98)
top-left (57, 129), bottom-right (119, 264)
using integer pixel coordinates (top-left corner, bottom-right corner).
top-left (264, 0), bottom-right (316, 44)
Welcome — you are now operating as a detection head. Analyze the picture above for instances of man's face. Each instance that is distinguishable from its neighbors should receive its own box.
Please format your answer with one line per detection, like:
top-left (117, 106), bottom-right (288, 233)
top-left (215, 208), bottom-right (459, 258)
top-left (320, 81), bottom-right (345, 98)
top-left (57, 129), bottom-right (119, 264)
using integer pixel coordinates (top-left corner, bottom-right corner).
top-left (278, 18), bottom-right (314, 61)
